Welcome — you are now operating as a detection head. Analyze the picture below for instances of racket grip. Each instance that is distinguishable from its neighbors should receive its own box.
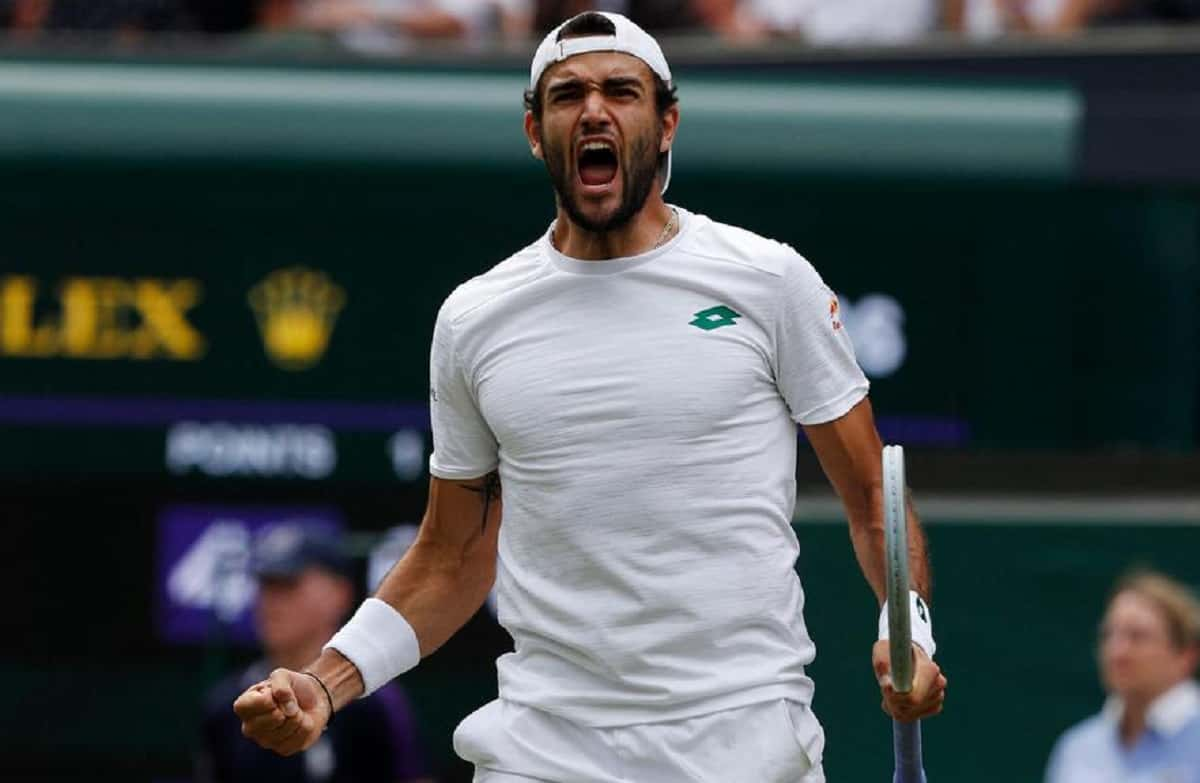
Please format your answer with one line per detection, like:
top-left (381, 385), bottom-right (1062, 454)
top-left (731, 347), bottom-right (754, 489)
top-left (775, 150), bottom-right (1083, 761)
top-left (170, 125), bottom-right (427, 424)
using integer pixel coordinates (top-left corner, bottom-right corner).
top-left (892, 719), bottom-right (927, 783)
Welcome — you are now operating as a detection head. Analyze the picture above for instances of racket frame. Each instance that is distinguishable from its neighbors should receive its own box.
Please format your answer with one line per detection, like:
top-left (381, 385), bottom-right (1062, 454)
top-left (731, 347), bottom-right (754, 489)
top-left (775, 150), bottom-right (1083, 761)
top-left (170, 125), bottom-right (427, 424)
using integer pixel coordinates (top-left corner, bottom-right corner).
top-left (882, 444), bottom-right (927, 783)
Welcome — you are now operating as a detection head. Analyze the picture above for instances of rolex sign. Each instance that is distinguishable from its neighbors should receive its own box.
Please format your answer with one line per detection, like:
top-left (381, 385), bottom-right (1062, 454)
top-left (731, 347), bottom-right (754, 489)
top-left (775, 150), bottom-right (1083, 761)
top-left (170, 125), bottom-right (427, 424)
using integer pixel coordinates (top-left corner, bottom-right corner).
top-left (0, 267), bottom-right (344, 371)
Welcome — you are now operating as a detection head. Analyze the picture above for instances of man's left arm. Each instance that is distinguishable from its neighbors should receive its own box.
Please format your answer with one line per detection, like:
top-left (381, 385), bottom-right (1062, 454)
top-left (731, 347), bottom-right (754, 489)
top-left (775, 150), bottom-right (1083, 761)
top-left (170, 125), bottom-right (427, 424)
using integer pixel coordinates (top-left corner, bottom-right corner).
top-left (803, 397), bottom-right (947, 722)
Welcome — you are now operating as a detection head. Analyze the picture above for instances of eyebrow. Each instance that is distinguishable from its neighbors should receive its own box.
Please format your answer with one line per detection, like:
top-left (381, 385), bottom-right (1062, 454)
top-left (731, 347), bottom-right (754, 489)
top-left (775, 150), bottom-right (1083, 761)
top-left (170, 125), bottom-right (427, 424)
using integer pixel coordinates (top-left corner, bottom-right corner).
top-left (602, 76), bottom-right (644, 90)
top-left (546, 76), bottom-right (645, 97)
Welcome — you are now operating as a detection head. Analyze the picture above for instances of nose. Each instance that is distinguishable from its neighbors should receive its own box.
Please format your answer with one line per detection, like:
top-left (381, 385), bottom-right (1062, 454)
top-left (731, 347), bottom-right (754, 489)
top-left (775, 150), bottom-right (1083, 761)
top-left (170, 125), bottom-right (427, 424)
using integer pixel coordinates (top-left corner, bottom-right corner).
top-left (1102, 631), bottom-right (1137, 663)
top-left (580, 87), bottom-right (611, 130)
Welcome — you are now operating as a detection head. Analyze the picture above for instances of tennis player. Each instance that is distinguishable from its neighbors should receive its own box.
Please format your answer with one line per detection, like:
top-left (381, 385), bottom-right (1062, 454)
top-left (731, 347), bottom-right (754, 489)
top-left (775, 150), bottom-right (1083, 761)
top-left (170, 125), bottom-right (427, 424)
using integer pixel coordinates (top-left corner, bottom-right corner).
top-left (234, 11), bottom-right (947, 781)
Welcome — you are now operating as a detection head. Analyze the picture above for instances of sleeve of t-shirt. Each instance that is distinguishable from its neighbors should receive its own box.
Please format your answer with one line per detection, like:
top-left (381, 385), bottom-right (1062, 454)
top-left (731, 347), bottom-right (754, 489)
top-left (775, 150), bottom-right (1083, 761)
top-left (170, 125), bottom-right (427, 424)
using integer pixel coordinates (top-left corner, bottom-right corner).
top-left (427, 301), bottom-right (500, 480)
top-left (774, 253), bottom-right (870, 425)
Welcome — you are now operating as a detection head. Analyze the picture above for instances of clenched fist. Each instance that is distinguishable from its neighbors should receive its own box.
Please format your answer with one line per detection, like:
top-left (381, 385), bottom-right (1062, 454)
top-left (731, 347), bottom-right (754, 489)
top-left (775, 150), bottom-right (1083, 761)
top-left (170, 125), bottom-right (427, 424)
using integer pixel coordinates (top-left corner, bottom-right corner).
top-left (872, 640), bottom-right (947, 722)
top-left (232, 668), bottom-right (331, 756)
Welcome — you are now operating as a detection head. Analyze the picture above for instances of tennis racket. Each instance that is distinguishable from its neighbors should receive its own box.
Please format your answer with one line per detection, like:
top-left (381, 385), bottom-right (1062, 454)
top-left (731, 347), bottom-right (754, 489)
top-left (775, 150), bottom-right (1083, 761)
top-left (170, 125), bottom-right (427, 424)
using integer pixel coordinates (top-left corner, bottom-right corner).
top-left (883, 444), bottom-right (927, 783)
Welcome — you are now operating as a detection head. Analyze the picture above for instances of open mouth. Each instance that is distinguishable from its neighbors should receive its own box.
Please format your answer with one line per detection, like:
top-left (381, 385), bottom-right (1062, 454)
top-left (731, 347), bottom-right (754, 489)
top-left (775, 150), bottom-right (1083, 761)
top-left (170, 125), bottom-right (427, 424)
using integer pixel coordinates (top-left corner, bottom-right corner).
top-left (577, 141), bottom-right (618, 188)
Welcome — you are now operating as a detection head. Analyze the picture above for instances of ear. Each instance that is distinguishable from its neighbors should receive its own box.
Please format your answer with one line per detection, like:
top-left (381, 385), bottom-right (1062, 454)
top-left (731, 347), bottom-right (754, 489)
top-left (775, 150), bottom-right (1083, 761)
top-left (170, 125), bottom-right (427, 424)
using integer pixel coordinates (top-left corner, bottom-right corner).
top-left (659, 104), bottom-right (680, 155)
top-left (524, 110), bottom-right (544, 161)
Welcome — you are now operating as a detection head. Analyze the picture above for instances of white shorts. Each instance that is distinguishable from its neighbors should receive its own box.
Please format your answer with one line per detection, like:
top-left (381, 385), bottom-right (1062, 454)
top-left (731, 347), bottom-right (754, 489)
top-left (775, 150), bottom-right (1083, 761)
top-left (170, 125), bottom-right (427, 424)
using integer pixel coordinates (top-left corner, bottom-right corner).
top-left (453, 698), bottom-right (825, 783)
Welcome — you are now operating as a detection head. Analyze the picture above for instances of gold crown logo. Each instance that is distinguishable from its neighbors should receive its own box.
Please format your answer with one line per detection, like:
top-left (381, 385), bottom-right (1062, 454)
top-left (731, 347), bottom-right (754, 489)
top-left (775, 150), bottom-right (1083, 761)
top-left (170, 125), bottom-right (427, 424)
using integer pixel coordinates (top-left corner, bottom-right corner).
top-left (248, 267), bottom-right (345, 371)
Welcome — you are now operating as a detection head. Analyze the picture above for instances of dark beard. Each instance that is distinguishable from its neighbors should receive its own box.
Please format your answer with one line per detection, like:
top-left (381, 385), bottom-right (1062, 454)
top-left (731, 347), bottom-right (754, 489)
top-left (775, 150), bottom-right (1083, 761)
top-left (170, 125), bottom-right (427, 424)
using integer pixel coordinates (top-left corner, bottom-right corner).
top-left (543, 129), bottom-right (661, 235)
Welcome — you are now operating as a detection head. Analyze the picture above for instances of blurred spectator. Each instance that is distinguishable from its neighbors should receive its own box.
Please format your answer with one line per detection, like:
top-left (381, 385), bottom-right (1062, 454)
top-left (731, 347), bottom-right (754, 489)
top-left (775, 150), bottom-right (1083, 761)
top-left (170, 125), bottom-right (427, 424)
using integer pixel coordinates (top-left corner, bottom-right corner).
top-left (39, 0), bottom-right (185, 32)
top-left (688, 0), bottom-right (763, 38)
top-left (945, 0), bottom-right (1200, 37)
top-left (945, 0), bottom-right (1114, 36)
top-left (196, 525), bottom-right (430, 783)
top-left (1045, 570), bottom-right (1200, 783)
top-left (534, 0), bottom-right (702, 35)
top-left (0, 0), bottom-right (41, 30)
top-left (183, 0), bottom-right (258, 33)
top-left (1, 0), bottom-right (37, 30)
top-left (0, 0), bottom-right (256, 34)
top-left (259, 0), bottom-right (532, 49)
top-left (698, 0), bottom-right (938, 44)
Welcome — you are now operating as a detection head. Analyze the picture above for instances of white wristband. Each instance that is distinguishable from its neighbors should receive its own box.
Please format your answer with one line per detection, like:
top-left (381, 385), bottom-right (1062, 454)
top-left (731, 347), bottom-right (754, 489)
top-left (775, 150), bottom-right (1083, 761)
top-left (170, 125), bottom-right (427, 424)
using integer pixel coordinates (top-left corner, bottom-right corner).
top-left (878, 590), bottom-right (936, 659)
top-left (324, 597), bottom-right (421, 697)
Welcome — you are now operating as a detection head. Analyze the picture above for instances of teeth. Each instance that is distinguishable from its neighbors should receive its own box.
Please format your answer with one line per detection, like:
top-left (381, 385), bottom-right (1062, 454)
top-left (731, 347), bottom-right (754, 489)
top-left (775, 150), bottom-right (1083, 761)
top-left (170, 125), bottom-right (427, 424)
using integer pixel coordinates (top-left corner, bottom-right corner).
top-left (582, 141), bottom-right (614, 152)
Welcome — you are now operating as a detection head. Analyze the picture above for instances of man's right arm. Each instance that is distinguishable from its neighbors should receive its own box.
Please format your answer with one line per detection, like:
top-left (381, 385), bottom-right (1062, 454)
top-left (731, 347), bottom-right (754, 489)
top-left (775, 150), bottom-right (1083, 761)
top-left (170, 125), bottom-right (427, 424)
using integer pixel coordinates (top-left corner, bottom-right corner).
top-left (233, 472), bottom-right (501, 753)
top-left (311, 471), bottom-right (502, 708)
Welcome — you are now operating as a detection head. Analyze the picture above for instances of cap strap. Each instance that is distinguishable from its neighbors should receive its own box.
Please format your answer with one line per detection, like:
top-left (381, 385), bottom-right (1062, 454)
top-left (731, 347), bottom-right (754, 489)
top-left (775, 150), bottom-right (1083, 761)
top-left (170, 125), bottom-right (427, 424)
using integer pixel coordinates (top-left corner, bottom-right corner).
top-left (555, 35), bottom-right (618, 63)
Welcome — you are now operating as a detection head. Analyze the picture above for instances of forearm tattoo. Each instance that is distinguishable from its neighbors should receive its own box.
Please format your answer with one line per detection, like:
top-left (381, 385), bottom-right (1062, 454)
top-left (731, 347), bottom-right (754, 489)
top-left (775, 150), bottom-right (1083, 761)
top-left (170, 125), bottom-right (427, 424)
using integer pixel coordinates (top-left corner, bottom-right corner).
top-left (458, 470), bottom-right (501, 531)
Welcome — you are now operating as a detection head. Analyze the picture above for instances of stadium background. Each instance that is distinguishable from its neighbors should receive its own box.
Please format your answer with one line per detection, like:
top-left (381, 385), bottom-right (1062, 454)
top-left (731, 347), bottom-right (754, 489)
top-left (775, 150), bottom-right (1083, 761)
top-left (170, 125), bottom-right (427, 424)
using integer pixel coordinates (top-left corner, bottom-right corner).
top-left (1, 6), bottom-right (1198, 782)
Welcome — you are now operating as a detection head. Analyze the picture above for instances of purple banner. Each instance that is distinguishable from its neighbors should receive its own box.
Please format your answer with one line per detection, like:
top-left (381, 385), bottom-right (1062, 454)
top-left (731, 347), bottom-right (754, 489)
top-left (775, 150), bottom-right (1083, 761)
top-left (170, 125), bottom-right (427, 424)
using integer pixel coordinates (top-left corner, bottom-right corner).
top-left (0, 395), bottom-right (428, 432)
top-left (154, 505), bottom-right (342, 645)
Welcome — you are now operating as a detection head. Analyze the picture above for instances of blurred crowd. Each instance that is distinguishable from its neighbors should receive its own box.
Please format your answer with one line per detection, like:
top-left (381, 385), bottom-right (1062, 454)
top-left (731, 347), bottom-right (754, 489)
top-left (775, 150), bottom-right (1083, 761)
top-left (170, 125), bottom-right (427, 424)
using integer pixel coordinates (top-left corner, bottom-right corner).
top-left (1, 0), bottom-right (1198, 47)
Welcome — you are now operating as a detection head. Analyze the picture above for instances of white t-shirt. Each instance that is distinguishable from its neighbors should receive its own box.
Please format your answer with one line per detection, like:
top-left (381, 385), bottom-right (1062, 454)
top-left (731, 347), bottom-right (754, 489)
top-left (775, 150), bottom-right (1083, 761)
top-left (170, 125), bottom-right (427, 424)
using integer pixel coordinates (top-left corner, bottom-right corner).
top-left (429, 207), bottom-right (869, 727)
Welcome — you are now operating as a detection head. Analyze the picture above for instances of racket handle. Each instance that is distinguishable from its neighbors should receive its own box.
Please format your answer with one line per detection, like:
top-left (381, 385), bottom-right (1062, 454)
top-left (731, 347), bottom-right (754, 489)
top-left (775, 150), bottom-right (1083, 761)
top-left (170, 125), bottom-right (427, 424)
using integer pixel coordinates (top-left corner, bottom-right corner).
top-left (892, 719), bottom-right (927, 783)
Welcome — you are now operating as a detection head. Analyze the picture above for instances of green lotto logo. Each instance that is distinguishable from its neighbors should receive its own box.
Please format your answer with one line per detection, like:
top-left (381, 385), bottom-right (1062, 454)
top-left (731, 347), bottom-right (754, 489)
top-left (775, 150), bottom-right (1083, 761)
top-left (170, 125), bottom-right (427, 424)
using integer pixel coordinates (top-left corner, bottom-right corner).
top-left (689, 304), bottom-right (742, 331)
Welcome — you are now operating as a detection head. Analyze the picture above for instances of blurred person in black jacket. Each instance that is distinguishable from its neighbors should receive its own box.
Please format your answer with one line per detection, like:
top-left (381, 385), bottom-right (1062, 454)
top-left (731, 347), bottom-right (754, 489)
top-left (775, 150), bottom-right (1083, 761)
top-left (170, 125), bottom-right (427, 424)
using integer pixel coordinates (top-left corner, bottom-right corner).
top-left (0, 0), bottom-right (258, 34)
top-left (184, 0), bottom-right (258, 32)
top-left (197, 525), bottom-right (430, 783)
top-left (39, 0), bottom-right (186, 31)
top-left (1093, 0), bottom-right (1200, 22)
top-left (0, 1), bottom-right (292, 35)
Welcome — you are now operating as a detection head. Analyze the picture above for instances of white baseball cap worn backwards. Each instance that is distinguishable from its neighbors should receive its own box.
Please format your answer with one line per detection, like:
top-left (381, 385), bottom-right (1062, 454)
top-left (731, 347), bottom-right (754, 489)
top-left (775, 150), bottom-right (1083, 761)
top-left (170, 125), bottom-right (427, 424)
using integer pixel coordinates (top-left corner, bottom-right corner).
top-left (529, 12), bottom-right (674, 194)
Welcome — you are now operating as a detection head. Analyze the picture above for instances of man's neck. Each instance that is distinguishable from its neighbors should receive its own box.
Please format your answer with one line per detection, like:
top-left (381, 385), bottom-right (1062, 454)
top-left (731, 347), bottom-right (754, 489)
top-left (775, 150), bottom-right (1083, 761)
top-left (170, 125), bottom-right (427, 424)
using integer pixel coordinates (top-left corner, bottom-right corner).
top-left (1116, 680), bottom-right (1185, 747)
top-left (1119, 700), bottom-right (1150, 747)
top-left (553, 197), bottom-right (675, 260)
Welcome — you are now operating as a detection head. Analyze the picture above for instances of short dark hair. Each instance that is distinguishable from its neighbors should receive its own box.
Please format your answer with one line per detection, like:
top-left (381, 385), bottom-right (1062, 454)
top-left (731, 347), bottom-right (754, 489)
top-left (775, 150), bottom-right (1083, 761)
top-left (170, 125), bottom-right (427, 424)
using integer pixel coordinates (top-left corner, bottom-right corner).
top-left (556, 9), bottom-right (615, 39)
top-left (523, 12), bottom-right (679, 120)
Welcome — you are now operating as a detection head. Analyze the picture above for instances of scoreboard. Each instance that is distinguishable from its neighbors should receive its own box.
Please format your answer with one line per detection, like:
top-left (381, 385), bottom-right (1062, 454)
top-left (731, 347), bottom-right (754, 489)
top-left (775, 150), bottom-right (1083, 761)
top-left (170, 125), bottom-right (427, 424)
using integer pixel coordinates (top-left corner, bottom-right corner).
top-left (0, 264), bottom-right (436, 482)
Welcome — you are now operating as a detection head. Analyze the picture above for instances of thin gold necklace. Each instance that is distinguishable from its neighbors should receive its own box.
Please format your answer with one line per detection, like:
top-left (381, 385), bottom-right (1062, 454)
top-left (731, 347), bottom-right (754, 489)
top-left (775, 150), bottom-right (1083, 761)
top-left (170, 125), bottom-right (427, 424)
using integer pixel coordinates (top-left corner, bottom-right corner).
top-left (552, 207), bottom-right (678, 253)
top-left (653, 207), bottom-right (678, 248)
